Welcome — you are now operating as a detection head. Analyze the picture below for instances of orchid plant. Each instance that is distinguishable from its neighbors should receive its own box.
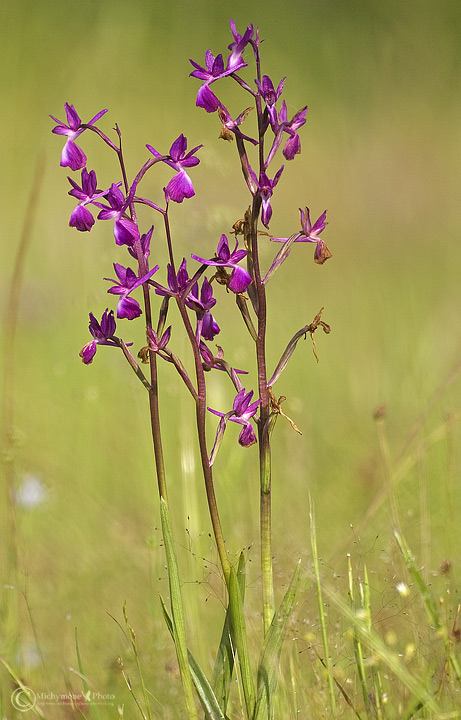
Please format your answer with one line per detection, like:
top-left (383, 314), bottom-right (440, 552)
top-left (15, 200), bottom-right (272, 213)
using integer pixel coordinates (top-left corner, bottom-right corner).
top-left (51, 19), bottom-right (331, 719)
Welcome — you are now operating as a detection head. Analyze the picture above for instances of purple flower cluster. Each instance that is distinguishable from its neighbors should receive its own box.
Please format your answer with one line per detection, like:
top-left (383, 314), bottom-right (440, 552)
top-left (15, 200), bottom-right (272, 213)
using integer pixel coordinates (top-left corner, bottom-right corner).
top-left (51, 18), bottom-right (331, 455)
top-left (189, 22), bottom-right (322, 233)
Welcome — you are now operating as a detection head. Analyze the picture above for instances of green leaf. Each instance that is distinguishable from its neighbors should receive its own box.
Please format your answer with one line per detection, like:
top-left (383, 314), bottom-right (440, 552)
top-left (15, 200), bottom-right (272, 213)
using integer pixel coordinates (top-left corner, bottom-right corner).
top-left (213, 552), bottom-right (246, 713)
top-left (75, 627), bottom-right (103, 720)
top-left (228, 561), bottom-right (255, 718)
top-left (253, 561), bottom-right (300, 720)
top-left (160, 497), bottom-right (198, 720)
top-left (160, 598), bottom-right (226, 720)
top-left (0, 658), bottom-right (46, 719)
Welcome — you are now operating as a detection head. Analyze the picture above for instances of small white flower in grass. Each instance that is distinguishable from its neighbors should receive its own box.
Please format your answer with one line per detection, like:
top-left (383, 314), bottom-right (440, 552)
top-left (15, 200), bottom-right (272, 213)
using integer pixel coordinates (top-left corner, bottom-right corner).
top-left (396, 581), bottom-right (410, 597)
top-left (14, 474), bottom-right (47, 509)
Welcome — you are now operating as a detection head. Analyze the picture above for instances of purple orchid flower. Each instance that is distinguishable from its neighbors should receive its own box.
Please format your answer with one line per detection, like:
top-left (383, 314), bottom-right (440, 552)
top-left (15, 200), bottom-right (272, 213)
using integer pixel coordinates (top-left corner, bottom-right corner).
top-left (155, 258), bottom-right (191, 298)
top-left (199, 341), bottom-right (248, 377)
top-left (278, 102), bottom-right (308, 160)
top-left (105, 263), bottom-right (159, 320)
top-left (147, 325), bottom-right (172, 353)
top-left (128, 225), bottom-right (153, 262)
top-left (185, 278), bottom-right (220, 341)
top-left (189, 21), bottom-right (253, 112)
top-left (248, 166), bottom-right (284, 228)
top-left (270, 208), bottom-right (331, 265)
top-left (209, 388), bottom-right (261, 451)
top-left (146, 134), bottom-right (202, 203)
top-left (185, 277), bottom-right (216, 314)
top-left (79, 309), bottom-right (118, 364)
top-left (255, 75), bottom-right (285, 127)
top-left (67, 168), bottom-right (117, 232)
top-left (67, 169), bottom-right (99, 232)
top-left (191, 234), bottom-right (252, 293)
top-left (95, 183), bottom-right (138, 246)
top-left (217, 105), bottom-right (258, 145)
top-left (264, 102), bottom-right (308, 167)
top-left (50, 103), bottom-right (108, 171)
top-left (200, 312), bottom-right (220, 341)
top-left (299, 206), bottom-right (327, 241)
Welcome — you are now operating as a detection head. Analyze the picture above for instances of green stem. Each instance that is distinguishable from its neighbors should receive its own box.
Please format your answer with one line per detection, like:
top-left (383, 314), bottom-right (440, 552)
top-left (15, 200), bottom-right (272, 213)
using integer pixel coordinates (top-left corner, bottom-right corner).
top-left (260, 452), bottom-right (274, 634)
top-left (175, 297), bottom-right (231, 584)
top-left (249, 199), bottom-right (275, 634)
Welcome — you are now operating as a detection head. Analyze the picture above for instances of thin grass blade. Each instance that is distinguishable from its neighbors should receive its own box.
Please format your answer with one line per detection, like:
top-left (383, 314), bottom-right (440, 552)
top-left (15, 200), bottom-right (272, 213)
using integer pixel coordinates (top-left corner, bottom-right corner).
top-left (160, 497), bottom-right (198, 720)
top-left (0, 658), bottom-right (46, 719)
top-left (213, 552), bottom-right (246, 713)
top-left (309, 499), bottom-right (336, 713)
top-left (74, 627), bottom-right (103, 720)
top-left (160, 597), bottom-right (226, 720)
top-left (228, 562), bottom-right (255, 718)
top-left (253, 560), bottom-right (300, 720)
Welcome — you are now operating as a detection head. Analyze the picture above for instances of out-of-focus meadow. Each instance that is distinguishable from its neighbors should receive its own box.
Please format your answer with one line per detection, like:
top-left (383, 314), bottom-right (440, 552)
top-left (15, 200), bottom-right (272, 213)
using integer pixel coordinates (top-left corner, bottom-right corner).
top-left (1, 0), bottom-right (461, 717)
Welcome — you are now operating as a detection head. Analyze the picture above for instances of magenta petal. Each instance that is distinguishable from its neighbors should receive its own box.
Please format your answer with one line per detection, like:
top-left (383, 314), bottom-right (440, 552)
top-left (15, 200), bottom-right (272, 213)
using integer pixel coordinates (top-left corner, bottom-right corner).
top-left (238, 423), bottom-right (257, 447)
top-left (229, 265), bottom-right (252, 293)
top-left (80, 340), bottom-right (97, 364)
top-left (65, 103), bottom-right (81, 130)
top-left (114, 218), bottom-right (140, 246)
top-left (201, 312), bottom-right (220, 340)
top-left (61, 140), bottom-right (87, 171)
top-left (166, 170), bottom-right (194, 203)
top-left (283, 133), bottom-right (301, 160)
top-left (196, 84), bottom-right (221, 113)
top-left (69, 204), bottom-right (95, 232)
top-left (169, 134), bottom-right (187, 161)
top-left (261, 199), bottom-right (272, 228)
top-left (117, 296), bottom-right (142, 320)
top-left (311, 210), bottom-right (327, 234)
top-left (100, 309), bottom-right (116, 337)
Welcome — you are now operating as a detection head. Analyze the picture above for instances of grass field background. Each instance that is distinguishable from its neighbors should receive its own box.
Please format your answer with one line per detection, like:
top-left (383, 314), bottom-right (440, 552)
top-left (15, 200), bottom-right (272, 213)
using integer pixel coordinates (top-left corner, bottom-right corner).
top-left (1, 1), bottom-right (461, 717)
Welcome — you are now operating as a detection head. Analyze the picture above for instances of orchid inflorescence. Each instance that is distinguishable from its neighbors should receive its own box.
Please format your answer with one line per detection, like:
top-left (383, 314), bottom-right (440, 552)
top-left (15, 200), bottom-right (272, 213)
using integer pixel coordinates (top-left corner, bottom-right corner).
top-left (51, 19), bottom-right (331, 461)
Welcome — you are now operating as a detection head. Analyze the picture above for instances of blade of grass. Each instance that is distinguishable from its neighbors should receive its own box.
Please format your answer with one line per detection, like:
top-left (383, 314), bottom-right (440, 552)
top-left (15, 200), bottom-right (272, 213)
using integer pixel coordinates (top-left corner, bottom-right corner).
top-left (253, 560), bottom-right (300, 720)
top-left (122, 604), bottom-right (153, 720)
top-left (160, 597), bottom-right (226, 720)
top-left (309, 498), bottom-right (336, 713)
top-left (360, 566), bottom-right (385, 720)
top-left (212, 551), bottom-right (246, 714)
top-left (74, 627), bottom-right (102, 720)
top-left (0, 658), bottom-right (46, 719)
top-left (228, 561), bottom-right (255, 719)
top-left (347, 554), bottom-right (372, 717)
top-left (160, 497), bottom-right (198, 720)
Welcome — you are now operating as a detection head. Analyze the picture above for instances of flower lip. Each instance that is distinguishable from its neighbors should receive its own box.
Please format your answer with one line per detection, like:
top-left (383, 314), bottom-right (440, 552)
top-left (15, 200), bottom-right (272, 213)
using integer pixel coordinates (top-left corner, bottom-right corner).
top-left (191, 235), bottom-right (252, 293)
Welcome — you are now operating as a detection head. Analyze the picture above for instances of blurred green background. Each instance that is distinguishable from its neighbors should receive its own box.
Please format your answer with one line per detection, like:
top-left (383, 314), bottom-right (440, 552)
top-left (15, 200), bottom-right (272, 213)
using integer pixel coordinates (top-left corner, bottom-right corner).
top-left (1, 0), bottom-right (461, 716)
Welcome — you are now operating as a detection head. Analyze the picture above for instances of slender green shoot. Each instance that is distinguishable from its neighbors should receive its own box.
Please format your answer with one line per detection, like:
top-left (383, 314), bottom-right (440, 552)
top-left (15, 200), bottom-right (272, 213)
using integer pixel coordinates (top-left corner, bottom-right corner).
top-left (212, 552), bottom-right (246, 714)
top-left (0, 658), bottom-right (46, 719)
top-left (253, 560), bottom-right (300, 720)
top-left (74, 627), bottom-right (102, 720)
top-left (309, 498), bottom-right (336, 713)
top-left (228, 561), bottom-right (255, 718)
top-left (160, 498), bottom-right (198, 720)
top-left (160, 598), bottom-right (226, 720)
top-left (347, 554), bottom-right (372, 716)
